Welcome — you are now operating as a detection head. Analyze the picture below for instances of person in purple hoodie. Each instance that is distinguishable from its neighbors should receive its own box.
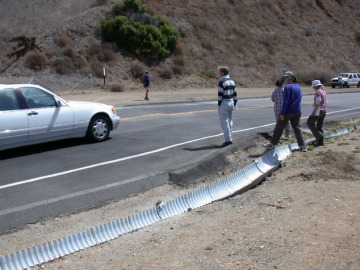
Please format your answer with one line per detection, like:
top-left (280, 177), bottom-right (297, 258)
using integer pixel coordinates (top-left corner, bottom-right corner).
top-left (265, 71), bottom-right (307, 152)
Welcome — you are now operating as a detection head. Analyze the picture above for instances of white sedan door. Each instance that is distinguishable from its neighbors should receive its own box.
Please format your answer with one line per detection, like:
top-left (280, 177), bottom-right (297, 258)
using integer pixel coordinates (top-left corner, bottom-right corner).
top-left (0, 88), bottom-right (28, 147)
top-left (19, 87), bottom-right (74, 142)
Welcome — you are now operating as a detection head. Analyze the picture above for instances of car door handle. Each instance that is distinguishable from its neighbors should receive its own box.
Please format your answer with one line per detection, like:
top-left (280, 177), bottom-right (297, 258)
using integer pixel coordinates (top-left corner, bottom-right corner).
top-left (28, 111), bottom-right (38, 116)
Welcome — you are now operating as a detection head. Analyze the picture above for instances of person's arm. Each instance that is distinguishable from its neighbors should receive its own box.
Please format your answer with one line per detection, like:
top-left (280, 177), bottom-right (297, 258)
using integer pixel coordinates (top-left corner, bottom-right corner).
top-left (280, 86), bottom-right (289, 116)
top-left (271, 89), bottom-right (276, 102)
top-left (233, 86), bottom-right (238, 106)
top-left (218, 81), bottom-right (223, 106)
top-left (311, 92), bottom-right (321, 116)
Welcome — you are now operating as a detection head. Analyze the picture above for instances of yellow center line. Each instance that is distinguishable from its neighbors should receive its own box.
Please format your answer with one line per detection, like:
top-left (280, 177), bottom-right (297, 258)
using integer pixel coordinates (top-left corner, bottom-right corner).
top-left (121, 110), bottom-right (215, 120)
top-left (120, 101), bottom-right (320, 121)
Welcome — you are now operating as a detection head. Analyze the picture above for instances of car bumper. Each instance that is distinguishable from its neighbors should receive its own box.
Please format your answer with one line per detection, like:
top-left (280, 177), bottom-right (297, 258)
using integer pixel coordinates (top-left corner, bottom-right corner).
top-left (112, 116), bottom-right (121, 130)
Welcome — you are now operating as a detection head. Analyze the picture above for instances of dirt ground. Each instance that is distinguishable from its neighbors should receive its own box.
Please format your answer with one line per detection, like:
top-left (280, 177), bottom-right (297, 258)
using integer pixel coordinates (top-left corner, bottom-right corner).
top-left (0, 87), bottom-right (359, 270)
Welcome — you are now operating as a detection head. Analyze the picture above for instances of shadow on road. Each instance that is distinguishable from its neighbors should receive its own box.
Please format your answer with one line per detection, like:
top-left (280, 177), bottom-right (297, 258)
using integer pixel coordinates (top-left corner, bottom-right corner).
top-left (183, 144), bottom-right (223, 151)
top-left (0, 138), bottom-right (111, 160)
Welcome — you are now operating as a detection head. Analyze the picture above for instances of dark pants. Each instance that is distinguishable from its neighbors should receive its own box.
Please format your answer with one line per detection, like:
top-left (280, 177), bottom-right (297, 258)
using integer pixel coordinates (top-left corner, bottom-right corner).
top-left (307, 110), bottom-right (326, 140)
top-left (271, 113), bottom-right (305, 147)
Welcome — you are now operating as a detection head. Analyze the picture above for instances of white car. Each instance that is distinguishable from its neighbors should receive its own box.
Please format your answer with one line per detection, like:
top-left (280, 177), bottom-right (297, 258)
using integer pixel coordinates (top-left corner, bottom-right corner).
top-left (331, 73), bottom-right (360, 88)
top-left (0, 84), bottom-right (120, 151)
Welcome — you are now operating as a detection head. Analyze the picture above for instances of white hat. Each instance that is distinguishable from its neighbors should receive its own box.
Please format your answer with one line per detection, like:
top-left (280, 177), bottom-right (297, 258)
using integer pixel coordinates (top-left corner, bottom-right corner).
top-left (281, 71), bottom-right (296, 81)
top-left (311, 80), bottom-right (322, 87)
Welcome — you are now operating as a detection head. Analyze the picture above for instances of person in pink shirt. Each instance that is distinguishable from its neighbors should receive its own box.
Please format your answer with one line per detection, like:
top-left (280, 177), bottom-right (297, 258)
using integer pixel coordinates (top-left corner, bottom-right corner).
top-left (307, 80), bottom-right (328, 146)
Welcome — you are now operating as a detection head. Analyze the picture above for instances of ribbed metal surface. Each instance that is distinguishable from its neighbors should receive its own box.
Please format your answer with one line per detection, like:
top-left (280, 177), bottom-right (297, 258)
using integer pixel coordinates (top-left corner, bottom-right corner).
top-left (128, 207), bottom-right (161, 230)
top-left (117, 217), bottom-right (134, 234)
top-left (275, 145), bottom-right (292, 160)
top-left (3, 125), bottom-right (358, 270)
top-left (92, 222), bottom-right (120, 243)
top-left (186, 186), bottom-right (213, 209)
top-left (255, 152), bottom-right (279, 173)
top-left (1, 243), bottom-right (55, 270)
top-left (225, 169), bottom-right (249, 192)
top-left (158, 195), bottom-right (190, 219)
top-left (242, 162), bottom-right (263, 181)
top-left (207, 178), bottom-right (234, 201)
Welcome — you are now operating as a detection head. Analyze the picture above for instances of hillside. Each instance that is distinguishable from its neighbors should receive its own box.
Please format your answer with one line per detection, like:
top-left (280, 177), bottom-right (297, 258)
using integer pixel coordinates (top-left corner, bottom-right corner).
top-left (0, 0), bottom-right (360, 91)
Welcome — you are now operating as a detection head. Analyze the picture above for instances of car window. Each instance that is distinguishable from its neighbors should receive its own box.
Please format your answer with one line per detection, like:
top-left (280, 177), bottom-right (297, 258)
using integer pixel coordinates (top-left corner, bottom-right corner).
top-left (357, 74), bottom-right (360, 78)
top-left (341, 74), bottom-right (349, 78)
top-left (349, 74), bottom-right (353, 79)
top-left (0, 88), bottom-right (20, 111)
top-left (19, 87), bottom-right (57, 108)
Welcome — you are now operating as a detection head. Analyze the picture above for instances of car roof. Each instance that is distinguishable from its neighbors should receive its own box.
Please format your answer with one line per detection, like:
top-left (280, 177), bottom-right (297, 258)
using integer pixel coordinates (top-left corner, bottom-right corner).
top-left (0, 84), bottom-right (42, 89)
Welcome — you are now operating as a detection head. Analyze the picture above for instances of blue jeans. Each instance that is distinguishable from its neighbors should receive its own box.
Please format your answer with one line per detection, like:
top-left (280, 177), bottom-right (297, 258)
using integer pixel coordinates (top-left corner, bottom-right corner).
top-left (218, 100), bottom-right (234, 142)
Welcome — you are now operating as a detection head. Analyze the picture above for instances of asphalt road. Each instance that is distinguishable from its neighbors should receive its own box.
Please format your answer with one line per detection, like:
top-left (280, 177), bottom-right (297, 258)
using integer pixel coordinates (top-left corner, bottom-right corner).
top-left (1, 93), bottom-right (359, 231)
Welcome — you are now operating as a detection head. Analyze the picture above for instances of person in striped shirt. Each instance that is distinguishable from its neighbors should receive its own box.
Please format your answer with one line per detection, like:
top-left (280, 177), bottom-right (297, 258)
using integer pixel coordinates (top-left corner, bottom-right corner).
top-left (271, 79), bottom-right (291, 138)
top-left (217, 66), bottom-right (237, 147)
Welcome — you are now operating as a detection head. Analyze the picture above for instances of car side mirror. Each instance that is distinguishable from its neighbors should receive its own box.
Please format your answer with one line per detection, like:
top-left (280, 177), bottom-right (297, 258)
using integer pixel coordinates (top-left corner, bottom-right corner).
top-left (56, 99), bottom-right (62, 107)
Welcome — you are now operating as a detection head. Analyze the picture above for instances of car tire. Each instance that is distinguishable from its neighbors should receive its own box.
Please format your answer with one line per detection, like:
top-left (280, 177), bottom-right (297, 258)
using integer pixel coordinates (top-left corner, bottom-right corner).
top-left (343, 82), bottom-right (348, 88)
top-left (357, 82), bottom-right (360, 88)
top-left (87, 114), bottom-right (110, 142)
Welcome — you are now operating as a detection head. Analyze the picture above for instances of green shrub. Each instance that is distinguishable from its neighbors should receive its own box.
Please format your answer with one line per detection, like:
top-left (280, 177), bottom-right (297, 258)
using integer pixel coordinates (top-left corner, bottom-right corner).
top-left (101, 1), bottom-right (179, 59)
top-left (25, 52), bottom-right (48, 70)
top-left (112, 0), bottom-right (146, 16)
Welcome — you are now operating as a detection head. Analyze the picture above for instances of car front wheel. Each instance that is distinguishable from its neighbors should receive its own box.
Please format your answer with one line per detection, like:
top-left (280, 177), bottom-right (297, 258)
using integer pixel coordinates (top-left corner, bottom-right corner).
top-left (87, 115), bottom-right (110, 142)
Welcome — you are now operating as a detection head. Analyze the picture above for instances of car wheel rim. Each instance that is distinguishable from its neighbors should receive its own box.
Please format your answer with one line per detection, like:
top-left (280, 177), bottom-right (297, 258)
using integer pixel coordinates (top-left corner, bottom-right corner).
top-left (92, 119), bottom-right (108, 139)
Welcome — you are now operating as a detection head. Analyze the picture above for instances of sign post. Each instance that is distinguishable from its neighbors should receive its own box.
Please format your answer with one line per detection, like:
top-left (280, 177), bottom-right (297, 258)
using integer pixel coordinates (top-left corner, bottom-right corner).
top-left (103, 67), bottom-right (106, 85)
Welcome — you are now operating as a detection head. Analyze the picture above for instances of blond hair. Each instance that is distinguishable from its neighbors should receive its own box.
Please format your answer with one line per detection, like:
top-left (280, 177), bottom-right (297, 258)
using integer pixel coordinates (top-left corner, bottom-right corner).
top-left (218, 66), bottom-right (229, 75)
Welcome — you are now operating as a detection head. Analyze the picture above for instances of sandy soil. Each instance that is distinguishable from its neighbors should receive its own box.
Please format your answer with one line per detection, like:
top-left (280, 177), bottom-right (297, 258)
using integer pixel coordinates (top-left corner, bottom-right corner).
top-left (0, 87), bottom-right (359, 270)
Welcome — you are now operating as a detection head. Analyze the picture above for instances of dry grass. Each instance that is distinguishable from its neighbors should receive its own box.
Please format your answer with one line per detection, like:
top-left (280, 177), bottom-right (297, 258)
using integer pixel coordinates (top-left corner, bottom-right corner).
top-left (57, 34), bottom-right (72, 48)
top-left (24, 52), bottom-right (48, 71)
top-left (159, 67), bottom-right (173, 79)
top-left (130, 61), bottom-right (145, 79)
top-left (110, 83), bottom-right (125, 92)
top-left (53, 57), bottom-right (75, 75)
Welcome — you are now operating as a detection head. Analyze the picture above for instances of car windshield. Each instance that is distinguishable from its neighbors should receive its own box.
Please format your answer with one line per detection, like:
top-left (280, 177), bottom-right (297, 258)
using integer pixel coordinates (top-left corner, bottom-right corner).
top-left (340, 73), bottom-right (349, 78)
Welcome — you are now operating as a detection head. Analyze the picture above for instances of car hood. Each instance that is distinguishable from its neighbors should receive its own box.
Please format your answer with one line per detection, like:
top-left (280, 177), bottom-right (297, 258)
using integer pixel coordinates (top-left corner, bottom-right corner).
top-left (66, 100), bottom-right (113, 108)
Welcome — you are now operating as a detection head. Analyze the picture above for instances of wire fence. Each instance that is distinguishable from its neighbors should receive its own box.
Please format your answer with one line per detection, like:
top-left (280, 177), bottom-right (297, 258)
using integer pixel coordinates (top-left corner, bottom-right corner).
top-left (29, 74), bottom-right (93, 93)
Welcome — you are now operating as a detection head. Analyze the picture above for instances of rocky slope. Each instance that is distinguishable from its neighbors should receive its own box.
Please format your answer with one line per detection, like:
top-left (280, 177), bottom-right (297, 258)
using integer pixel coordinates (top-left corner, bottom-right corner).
top-left (0, 0), bottom-right (359, 90)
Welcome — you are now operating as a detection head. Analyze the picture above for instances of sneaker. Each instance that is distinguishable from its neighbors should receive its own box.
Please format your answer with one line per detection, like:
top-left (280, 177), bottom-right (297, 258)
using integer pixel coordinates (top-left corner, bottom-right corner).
top-left (317, 136), bottom-right (324, 146)
top-left (222, 141), bottom-right (233, 147)
top-left (264, 142), bottom-right (275, 150)
top-left (144, 97), bottom-right (149, 101)
top-left (300, 146), bottom-right (307, 152)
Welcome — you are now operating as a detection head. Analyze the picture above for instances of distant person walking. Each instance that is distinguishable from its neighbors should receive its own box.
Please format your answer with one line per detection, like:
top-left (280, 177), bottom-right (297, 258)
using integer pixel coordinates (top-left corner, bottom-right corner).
top-left (271, 79), bottom-right (291, 139)
top-left (265, 71), bottom-right (306, 152)
top-left (143, 70), bottom-right (150, 101)
top-left (338, 74), bottom-right (343, 88)
top-left (217, 66), bottom-right (237, 147)
top-left (307, 80), bottom-right (328, 146)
